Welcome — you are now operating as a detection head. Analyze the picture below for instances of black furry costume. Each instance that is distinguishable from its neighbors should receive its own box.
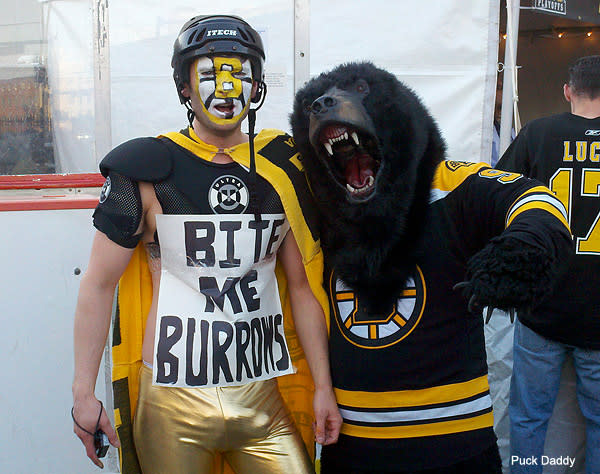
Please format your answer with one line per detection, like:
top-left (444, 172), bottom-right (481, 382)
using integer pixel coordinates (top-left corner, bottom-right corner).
top-left (290, 62), bottom-right (572, 472)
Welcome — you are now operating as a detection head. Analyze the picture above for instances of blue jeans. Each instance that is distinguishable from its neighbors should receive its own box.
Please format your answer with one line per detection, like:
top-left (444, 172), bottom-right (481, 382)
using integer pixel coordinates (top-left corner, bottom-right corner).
top-left (509, 320), bottom-right (600, 474)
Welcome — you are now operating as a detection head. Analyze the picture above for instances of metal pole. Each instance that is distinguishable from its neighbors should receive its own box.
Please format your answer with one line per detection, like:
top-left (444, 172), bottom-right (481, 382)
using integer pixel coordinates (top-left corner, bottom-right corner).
top-left (93, 2), bottom-right (117, 469)
top-left (92, 0), bottom-right (112, 165)
top-left (294, 0), bottom-right (310, 94)
top-left (499, 0), bottom-right (520, 156)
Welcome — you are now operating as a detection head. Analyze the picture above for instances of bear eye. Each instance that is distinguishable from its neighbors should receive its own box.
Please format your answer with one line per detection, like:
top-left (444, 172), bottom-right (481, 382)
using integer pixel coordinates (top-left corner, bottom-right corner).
top-left (355, 79), bottom-right (369, 95)
top-left (302, 99), bottom-right (312, 114)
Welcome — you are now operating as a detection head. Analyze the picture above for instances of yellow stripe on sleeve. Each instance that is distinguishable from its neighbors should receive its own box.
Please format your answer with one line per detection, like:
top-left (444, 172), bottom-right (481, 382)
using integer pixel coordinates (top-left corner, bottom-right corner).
top-left (506, 186), bottom-right (570, 231)
top-left (506, 201), bottom-right (570, 229)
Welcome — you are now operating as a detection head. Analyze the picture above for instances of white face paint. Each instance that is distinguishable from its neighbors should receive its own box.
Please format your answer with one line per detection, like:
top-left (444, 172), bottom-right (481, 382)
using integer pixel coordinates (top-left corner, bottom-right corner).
top-left (194, 56), bottom-right (253, 125)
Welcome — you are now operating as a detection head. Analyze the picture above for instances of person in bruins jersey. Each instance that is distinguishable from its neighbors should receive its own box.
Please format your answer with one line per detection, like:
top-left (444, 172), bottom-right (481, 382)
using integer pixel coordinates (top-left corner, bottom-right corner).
top-left (497, 55), bottom-right (600, 474)
top-left (71, 15), bottom-right (341, 473)
top-left (290, 61), bottom-right (573, 473)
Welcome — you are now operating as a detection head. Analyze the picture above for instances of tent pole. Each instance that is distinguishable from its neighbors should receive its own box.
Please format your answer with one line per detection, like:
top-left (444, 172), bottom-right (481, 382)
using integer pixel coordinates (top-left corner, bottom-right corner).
top-left (499, 0), bottom-right (520, 156)
top-left (294, 0), bottom-right (310, 94)
top-left (92, 0), bottom-right (112, 166)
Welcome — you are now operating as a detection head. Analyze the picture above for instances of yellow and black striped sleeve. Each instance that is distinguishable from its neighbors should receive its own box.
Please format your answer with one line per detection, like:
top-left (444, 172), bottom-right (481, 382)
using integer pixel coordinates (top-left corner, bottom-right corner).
top-left (505, 185), bottom-right (569, 232)
top-left (432, 161), bottom-right (572, 257)
top-left (500, 183), bottom-right (572, 263)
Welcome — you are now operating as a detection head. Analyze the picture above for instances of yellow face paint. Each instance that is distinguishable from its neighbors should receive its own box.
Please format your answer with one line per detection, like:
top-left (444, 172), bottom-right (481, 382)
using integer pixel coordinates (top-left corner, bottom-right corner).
top-left (194, 56), bottom-right (253, 125)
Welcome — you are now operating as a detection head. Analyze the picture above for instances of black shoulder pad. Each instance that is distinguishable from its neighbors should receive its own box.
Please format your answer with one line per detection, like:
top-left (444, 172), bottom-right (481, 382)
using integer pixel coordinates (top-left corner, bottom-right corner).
top-left (99, 137), bottom-right (172, 182)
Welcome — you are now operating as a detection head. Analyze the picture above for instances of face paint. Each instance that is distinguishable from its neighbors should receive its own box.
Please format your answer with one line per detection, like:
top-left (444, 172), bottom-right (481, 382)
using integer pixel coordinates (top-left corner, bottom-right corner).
top-left (194, 56), bottom-right (253, 125)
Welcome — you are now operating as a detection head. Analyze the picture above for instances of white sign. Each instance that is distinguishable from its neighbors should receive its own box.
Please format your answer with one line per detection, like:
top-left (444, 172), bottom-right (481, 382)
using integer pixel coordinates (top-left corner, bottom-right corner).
top-left (153, 213), bottom-right (293, 388)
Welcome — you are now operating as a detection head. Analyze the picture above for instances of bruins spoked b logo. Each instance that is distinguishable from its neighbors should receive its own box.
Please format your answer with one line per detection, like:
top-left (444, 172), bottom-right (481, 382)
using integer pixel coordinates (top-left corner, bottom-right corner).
top-left (209, 175), bottom-right (249, 214)
top-left (445, 160), bottom-right (476, 171)
top-left (330, 266), bottom-right (426, 349)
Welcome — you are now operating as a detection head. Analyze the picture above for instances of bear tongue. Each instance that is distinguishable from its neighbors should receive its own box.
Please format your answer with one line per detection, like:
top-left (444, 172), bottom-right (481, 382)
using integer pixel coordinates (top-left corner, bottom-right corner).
top-left (344, 153), bottom-right (374, 187)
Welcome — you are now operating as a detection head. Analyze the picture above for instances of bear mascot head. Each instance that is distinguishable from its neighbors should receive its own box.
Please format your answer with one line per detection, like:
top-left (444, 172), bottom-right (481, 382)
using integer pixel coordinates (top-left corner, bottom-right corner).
top-left (291, 62), bottom-right (445, 312)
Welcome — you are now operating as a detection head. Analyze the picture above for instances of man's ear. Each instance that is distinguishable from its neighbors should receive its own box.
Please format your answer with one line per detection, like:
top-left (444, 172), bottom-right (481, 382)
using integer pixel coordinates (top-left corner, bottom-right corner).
top-left (563, 83), bottom-right (572, 103)
top-left (250, 81), bottom-right (258, 100)
top-left (181, 83), bottom-right (191, 100)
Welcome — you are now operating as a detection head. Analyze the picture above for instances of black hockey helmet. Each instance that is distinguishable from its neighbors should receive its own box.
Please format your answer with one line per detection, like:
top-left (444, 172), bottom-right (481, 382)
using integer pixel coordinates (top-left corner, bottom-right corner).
top-left (171, 15), bottom-right (266, 104)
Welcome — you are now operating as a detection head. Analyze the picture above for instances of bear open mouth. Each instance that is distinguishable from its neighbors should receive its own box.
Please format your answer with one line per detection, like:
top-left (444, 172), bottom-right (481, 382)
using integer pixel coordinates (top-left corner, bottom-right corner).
top-left (318, 124), bottom-right (381, 200)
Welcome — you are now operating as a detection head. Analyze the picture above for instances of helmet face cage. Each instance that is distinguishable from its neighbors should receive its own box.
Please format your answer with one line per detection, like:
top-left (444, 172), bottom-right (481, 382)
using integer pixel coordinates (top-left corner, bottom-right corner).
top-left (172, 15), bottom-right (266, 105)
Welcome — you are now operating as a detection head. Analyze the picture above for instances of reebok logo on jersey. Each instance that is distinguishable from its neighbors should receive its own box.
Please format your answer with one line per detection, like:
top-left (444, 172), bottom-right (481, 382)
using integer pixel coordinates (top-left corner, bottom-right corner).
top-left (585, 130), bottom-right (600, 136)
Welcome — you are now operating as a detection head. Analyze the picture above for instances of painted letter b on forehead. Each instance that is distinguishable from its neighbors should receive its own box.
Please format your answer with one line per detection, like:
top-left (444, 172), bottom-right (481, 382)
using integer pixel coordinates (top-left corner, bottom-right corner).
top-left (214, 57), bottom-right (249, 98)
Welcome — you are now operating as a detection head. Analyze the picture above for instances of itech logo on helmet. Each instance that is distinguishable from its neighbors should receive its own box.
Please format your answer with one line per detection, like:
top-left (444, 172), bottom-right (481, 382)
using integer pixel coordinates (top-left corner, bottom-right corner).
top-left (207, 29), bottom-right (238, 37)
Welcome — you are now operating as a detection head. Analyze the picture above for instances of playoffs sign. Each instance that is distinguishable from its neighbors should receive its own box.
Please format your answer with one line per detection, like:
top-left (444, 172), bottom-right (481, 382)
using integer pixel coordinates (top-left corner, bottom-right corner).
top-left (153, 213), bottom-right (293, 388)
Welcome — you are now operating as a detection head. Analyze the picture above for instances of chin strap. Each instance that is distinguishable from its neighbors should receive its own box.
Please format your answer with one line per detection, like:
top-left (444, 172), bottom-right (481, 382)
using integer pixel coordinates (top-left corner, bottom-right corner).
top-left (247, 108), bottom-right (262, 222)
top-left (253, 82), bottom-right (267, 111)
top-left (247, 81), bottom-right (268, 222)
top-left (185, 101), bottom-right (195, 127)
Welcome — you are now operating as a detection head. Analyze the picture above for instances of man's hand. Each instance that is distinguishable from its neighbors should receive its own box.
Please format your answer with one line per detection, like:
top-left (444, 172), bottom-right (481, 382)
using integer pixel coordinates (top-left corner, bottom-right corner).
top-left (313, 386), bottom-right (342, 446)
top-left (72, 396), bottom-right (120, 469)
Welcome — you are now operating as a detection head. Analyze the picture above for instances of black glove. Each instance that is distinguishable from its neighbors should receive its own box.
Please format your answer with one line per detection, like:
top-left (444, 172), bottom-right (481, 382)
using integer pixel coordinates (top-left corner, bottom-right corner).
top-left (452, 280), bottom-right (484, 316)
top-left (453, 281), bottom-right (517, 324)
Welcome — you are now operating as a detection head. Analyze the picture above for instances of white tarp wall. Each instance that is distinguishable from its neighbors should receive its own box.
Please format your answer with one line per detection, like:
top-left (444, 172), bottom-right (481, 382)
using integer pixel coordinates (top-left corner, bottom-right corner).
top-left (309, 1), bottom-right (500, 166)
top-left (0, 207), bottom-right (116, 473)
top-left (46, 0), bottom-right (501, 172)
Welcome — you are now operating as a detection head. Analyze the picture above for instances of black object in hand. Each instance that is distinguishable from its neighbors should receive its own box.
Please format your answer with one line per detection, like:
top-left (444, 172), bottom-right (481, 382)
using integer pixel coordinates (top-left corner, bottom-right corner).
top-left (94, 430), bottom-right (110, 458)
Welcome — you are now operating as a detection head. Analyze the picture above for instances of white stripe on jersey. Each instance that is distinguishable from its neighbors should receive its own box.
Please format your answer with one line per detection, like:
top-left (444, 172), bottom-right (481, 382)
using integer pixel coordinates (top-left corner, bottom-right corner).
top-left (339, 392), bottom-right (492, 425)
top-left (505, 192), bottom-right (568, 227)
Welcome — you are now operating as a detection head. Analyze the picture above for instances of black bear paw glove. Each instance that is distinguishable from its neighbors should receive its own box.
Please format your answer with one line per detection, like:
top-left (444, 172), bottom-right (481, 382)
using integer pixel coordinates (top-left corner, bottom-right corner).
top-left (454, 236), bottom-right (556, 323)
top-left (453, 281), bottom-right (517, 323)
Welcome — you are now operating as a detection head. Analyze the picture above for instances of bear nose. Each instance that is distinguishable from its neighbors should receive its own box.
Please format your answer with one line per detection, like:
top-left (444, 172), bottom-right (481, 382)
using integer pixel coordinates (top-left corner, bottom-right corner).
top-left (310, 96), bottom-right (337, 114)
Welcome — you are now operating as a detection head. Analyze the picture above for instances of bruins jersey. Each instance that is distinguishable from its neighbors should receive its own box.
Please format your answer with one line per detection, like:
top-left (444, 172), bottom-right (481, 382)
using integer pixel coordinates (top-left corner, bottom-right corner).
top-left (324, 160), bottom-right (570, 471)
top-left (497, 113), bottom-right (600, 349)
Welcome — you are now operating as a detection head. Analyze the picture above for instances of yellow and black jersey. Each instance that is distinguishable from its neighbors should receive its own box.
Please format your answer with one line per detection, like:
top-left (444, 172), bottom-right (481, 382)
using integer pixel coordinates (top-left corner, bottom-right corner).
top-left (325, 160), bottom-right (570, 471)
top-left (497, 112), bottom-right (600, 349)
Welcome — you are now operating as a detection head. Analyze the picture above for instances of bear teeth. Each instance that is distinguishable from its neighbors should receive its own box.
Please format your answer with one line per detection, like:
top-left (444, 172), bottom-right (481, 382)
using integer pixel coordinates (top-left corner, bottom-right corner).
top-left (329, 134), bottom-right (348, 145)
top-left (346, 175), bottom-right (375, 194)
top-left (323, 131), bottom-right (359, 156)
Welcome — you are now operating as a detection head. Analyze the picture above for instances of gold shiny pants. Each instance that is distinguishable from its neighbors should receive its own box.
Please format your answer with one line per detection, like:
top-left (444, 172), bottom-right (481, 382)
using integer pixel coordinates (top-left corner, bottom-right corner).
top-left (133, 365), bottom-right (314, 473)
